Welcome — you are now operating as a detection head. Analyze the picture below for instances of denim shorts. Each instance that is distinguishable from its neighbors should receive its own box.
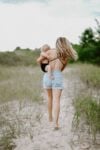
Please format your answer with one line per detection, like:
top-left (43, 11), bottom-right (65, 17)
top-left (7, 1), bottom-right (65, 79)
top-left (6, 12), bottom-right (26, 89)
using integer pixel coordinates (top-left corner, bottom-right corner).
top-left (43, 70), bottom-right (63, 89)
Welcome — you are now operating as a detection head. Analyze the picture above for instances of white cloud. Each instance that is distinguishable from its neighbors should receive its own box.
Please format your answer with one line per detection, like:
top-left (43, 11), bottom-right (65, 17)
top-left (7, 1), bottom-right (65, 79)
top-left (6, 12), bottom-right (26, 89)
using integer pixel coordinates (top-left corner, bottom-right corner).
top-left (0, 0), bottom-right (99, 51)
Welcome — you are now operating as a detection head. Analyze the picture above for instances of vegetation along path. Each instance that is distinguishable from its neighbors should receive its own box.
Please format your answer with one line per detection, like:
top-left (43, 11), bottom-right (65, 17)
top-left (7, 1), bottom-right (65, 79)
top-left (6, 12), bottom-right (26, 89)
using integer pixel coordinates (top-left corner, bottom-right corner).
top-left (0, 66), bottom-right (99, 150)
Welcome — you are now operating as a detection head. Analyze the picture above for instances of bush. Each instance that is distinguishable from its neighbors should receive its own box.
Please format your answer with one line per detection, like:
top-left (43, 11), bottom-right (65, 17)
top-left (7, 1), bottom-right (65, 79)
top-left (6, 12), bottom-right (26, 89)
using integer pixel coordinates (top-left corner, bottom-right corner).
top-left (0, 49), bottom-right (40, 66)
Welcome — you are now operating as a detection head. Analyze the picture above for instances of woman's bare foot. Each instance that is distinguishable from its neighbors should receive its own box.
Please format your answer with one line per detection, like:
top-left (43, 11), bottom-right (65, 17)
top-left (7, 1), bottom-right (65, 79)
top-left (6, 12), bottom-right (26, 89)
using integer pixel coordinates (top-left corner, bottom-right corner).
top-left (49, 116), bottom-right (53, 122)
top-left (54, 123), bottom-right (60, 130)
top-left (54, 126), bottom-right (59, 130)
top-left (54, 126), bottom-right (59, 129)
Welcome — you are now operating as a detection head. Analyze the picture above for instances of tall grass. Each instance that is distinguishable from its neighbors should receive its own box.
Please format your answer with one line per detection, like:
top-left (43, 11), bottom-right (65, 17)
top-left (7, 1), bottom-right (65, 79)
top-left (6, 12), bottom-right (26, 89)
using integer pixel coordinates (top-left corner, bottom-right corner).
top-left (78, 63), bottom-right (100, 89)
top-left (0, 49), bottom-right (40, 66)
top-left (73, 95), bottom-right (100, 142)
top-left (0, 65), bottom-right (43, 103)
top-left (0, 65), bottom-right (44, 150)
top-left (73, 63), bottom-right (100, 142)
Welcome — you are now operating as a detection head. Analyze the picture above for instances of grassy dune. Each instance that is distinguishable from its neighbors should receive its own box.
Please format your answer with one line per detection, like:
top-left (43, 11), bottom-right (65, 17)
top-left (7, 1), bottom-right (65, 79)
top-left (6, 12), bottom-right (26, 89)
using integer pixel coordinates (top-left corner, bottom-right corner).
top-left (0, 65), bottom-right (43, 103)
top-left (78, 63), bottom-right (100, 89)
top-left (0, 63), bottom-right (100, 148)
top-left (0, 65), bottom-right (44, 150)
top-left (0, 49), bottom-right (40, 66)
top-left (73, 63), bottom-right (100, 142)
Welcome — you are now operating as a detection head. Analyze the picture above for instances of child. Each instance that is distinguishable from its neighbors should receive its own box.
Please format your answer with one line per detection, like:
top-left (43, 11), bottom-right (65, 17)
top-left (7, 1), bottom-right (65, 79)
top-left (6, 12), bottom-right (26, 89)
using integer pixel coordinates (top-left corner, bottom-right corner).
top-left (37, 44), bottom-right (53, 79)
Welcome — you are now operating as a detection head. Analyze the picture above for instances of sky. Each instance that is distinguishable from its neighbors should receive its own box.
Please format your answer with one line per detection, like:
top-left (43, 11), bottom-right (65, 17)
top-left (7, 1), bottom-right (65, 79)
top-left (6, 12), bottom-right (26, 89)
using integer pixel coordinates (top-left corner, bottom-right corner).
top-left (0, 0), bottom-right (100, 51)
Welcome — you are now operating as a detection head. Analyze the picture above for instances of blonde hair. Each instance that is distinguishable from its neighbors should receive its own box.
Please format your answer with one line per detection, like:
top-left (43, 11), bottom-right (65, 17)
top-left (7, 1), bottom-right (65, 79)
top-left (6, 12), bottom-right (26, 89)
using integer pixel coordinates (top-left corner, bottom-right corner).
top-left (41, 44), bottom-right (50, 52)
top-left (56, 37), bottom-right (78, 61)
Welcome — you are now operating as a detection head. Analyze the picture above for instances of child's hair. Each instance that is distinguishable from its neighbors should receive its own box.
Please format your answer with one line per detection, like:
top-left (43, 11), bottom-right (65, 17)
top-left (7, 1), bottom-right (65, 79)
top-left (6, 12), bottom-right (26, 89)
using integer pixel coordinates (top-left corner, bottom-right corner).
top-left (41, 44), bottom-right (50, 52)
top-left (56, 37), bottom-right (78, 61)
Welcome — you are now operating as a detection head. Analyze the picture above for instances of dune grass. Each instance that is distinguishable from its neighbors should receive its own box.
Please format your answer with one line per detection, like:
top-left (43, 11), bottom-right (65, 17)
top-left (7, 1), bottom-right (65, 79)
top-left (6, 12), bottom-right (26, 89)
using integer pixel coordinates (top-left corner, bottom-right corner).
top-left (0, 65), bottom-right (43, 103)
top-left (0, 50), bottom-right (40, 66)
top-left (73, 95), bottom-right (100, 142)
top-left (72, 63), bottom-right (100, 142)
top-left (78, 63), bottom-right (100, 89)
top-left (0, 65), bottom-right (43, 150)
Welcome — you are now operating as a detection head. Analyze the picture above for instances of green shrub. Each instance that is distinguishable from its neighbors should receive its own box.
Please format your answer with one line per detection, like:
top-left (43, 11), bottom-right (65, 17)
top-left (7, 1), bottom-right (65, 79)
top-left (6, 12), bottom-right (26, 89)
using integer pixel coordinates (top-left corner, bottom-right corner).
top-left (0, 49), bottom-right (40, 66)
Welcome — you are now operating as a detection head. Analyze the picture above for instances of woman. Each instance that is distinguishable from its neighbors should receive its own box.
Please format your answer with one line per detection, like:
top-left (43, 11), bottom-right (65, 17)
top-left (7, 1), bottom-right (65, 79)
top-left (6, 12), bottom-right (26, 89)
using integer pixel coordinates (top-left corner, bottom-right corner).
top-left (37, 37), bottom-right (78, 129)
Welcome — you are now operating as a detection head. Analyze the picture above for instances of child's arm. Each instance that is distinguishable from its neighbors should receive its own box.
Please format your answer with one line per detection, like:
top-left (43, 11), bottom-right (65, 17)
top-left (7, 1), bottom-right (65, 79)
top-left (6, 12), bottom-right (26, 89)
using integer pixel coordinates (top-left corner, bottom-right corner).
top-left (37, 55), bottom-right (44, 63)
top-left (37, 52), bottom-right (47, 63)
top-left (41, 52), bottom-right (49, 59)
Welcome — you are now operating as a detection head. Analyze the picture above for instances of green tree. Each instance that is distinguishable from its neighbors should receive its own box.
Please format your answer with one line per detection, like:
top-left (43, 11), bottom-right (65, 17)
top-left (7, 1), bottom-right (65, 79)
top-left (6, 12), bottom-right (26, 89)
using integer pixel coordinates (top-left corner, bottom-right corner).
top-left (77, 21), bottom-right (100, 65)
top-left (95, 19), bottom-right (100, 42)
top-left (80, 27), bottom-right (95, 48)
top-left (15, 46), bottom-right (21, 51)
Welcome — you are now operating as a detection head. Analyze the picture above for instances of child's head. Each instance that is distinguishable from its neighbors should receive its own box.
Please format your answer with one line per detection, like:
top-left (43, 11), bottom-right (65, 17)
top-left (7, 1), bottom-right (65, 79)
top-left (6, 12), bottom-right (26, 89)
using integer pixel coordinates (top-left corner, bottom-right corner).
top-left (41, 44), bottom-right (50, 52)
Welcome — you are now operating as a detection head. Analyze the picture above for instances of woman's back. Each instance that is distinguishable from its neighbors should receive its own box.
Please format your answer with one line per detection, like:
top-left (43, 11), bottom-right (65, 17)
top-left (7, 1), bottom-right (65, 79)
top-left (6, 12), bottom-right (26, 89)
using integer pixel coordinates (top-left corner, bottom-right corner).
top-left (46, 49), bottom-right (67, 71)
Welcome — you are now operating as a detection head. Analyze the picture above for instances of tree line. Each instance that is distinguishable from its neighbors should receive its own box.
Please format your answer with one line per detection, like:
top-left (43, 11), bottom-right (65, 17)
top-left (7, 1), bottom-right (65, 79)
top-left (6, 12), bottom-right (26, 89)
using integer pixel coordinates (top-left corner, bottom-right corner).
top-left (73, 19), bottom-right (100, 65)
top-left (0, 19), bottom-right (100, 66)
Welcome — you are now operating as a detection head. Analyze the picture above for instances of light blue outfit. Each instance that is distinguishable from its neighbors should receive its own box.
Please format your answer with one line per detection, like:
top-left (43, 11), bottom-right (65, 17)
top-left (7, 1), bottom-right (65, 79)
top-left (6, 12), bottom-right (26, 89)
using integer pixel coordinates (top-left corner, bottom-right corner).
top-left (43, 70), bottom-right (63, 89)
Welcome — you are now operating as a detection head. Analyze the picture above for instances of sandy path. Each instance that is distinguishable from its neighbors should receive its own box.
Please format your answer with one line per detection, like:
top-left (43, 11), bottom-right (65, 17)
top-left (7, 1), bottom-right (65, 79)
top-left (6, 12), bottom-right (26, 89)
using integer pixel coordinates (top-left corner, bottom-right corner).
top-left (2, 67), bottom-right (98, 150)
top-left (13, 67), bottom-right (79, 150)
top-left (31, 69), bottom-right (75, 150)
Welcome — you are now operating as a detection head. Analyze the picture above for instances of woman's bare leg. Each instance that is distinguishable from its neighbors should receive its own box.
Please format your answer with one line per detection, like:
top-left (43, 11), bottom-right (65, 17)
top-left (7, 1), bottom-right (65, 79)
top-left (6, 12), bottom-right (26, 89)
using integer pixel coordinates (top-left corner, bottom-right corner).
top-left (46, 89), bottom-right (53, 122)
top-left (53, 89), bottom-right (62, 128)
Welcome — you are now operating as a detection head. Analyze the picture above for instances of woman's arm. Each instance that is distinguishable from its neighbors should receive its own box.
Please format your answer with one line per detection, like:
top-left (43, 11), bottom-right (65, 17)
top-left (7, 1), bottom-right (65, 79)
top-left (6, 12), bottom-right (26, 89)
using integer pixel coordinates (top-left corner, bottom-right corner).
top-left (61, 58), bottom-right (68, 71)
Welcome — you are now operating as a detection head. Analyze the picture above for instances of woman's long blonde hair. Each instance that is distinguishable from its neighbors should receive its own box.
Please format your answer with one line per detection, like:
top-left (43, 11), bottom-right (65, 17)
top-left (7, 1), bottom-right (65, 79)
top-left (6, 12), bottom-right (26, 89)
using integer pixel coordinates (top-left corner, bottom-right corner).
top-left (56, 37), bottom-right (78, 61)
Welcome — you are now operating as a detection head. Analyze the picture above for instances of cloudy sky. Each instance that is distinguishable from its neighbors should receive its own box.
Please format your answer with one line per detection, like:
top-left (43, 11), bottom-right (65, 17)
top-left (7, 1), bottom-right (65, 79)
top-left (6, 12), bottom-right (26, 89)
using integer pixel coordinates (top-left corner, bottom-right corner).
top-left (0, 0), bottom-right (100, 51)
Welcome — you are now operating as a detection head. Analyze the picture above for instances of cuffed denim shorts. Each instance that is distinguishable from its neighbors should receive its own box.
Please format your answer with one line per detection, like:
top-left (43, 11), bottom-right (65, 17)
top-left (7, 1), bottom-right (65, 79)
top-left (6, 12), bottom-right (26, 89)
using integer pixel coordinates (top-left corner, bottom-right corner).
top-left (43, 70), bottom-right (63, 89)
